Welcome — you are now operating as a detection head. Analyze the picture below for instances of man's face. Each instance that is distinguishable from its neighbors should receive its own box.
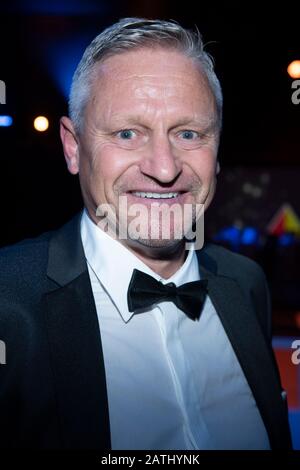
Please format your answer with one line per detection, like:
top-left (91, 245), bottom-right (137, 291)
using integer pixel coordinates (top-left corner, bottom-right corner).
top-left (61, 47), bottom-right (220, 253)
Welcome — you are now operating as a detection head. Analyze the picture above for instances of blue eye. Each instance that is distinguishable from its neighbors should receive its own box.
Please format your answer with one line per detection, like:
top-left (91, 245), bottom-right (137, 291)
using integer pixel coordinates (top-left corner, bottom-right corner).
top-left (181, 130), bottom-right (198, 139)
top-left (118, 129), bottom-right (135, 139)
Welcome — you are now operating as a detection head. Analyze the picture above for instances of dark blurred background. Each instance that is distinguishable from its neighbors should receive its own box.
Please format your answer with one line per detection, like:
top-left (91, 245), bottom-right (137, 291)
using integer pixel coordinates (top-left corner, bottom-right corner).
top-left (0, 0), bottom-right (300, 446)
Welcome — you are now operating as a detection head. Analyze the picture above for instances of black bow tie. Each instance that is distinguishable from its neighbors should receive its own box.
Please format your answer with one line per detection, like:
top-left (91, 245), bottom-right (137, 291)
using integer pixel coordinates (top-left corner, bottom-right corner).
top-left (127, 269), bottom-right (208, 321)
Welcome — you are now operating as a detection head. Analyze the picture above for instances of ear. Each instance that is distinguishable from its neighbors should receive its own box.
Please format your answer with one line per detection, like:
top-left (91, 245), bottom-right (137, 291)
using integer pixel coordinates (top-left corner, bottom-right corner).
top-left (60, 116), bottom-right (79, 175)
top-left (216, 160), bottom-right (221, 175)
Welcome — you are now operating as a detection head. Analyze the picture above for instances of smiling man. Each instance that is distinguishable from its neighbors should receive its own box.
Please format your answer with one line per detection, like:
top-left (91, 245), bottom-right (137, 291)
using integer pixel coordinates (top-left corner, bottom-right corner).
top-left (0, 18), bottom-right (292, 450)
top-left (61, 44), bottom-right (219, 273)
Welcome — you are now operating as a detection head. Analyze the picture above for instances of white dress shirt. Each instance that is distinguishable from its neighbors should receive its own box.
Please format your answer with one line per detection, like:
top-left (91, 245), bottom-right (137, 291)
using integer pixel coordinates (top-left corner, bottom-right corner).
top-left (80, 209), bottom-right (270, 450)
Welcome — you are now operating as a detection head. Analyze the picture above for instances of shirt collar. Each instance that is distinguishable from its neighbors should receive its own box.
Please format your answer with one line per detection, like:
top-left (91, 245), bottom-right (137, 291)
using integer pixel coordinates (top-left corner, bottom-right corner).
top-left (80, 209), bottom-right (200, 323)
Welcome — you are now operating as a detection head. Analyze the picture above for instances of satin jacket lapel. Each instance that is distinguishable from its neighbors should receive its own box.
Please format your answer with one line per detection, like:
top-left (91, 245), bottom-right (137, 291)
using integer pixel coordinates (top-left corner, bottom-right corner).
top-left (197, 248), bottom-right (291, 450)
top-left (44, 213), bottom-right (111, 449)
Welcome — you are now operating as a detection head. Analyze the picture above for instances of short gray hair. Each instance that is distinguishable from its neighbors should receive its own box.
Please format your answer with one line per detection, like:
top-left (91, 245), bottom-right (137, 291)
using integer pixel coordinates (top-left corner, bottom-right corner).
top-left (69, 17), bottom-right (223, 133)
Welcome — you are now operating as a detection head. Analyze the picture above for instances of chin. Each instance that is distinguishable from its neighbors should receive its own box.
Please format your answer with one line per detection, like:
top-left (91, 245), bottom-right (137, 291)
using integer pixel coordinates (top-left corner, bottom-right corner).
top-left (126, 236), bottom-right (185, 259)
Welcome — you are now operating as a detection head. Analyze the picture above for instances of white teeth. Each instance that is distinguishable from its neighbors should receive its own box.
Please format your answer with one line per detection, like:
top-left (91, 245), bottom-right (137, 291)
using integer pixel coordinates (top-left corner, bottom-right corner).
top-left (132, 192), bottom-right (179, 199)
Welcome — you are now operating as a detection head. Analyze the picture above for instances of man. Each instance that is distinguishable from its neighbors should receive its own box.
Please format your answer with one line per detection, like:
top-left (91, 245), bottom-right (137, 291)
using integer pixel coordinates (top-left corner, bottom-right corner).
top-left (0, 18), bottom-right (292, 450)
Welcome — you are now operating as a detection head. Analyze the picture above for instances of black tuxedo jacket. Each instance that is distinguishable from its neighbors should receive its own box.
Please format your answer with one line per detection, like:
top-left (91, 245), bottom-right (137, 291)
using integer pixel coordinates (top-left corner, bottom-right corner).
top-left (0, 213), bottom-right (292, 449)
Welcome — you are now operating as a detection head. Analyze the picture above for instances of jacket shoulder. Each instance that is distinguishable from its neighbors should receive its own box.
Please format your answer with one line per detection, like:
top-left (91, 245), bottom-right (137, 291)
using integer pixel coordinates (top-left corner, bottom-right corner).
top-left (202, 242), bottom-right (266, 280)
top-left (201, 242), bottom-right (272, 339)
top-left (0, 231), bottom-right (53, 298)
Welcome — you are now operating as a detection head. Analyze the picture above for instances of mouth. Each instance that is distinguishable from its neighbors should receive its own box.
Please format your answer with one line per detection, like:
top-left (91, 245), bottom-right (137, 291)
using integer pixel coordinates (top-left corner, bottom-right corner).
top-left (131, 191), bottom-right (180, 199)
top-left (123, 190), bottom-right (191, 206)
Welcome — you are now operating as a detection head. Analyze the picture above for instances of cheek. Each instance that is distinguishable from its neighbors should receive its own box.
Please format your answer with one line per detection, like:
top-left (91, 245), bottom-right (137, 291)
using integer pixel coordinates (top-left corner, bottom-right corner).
top-left (100, 150), bottom-right (134, 188)
top-left (86, 147), bottom-right (134, 197)
top-left (190, 152), bottom-right (217, 184)
top-left (205, 175), bottom-right (217, 208)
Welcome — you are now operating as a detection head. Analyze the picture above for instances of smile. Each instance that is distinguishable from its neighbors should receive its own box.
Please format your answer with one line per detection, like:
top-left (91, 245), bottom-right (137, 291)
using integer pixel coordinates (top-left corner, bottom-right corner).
top-left (131, 192), bottom-right (179, 199)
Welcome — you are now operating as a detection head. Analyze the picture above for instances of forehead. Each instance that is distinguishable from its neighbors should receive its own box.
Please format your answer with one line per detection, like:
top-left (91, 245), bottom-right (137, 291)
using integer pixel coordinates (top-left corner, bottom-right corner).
top-left (97, 46), bottom-right (201, 76)
top-left (87, 47), bottom-right (216, 121)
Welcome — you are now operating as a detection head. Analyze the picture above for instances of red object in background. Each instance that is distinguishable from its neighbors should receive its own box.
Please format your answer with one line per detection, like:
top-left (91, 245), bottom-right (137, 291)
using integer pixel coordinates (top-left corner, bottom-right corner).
top-left (274, 345), bottom-right (300, 409)
top-left (267, 203), bottom-right (300, 237)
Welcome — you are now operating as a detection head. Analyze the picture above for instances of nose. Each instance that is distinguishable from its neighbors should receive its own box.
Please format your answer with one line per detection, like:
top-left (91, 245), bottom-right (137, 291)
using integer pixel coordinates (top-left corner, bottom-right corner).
top-left (139, 132), bottom-right (182, 183)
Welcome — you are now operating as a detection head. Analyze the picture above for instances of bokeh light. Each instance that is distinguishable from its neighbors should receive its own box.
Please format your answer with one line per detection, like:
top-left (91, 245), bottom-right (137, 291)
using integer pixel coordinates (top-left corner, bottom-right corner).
top-left (33, 116), bottom-right (49, 132)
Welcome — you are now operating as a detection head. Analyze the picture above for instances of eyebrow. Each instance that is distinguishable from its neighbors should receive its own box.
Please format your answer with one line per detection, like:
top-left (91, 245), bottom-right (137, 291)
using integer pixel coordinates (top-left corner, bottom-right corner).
top-left (170, 117), bottom-right (218, 133)
top-left (106, 114), bottom-right (218, 132)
